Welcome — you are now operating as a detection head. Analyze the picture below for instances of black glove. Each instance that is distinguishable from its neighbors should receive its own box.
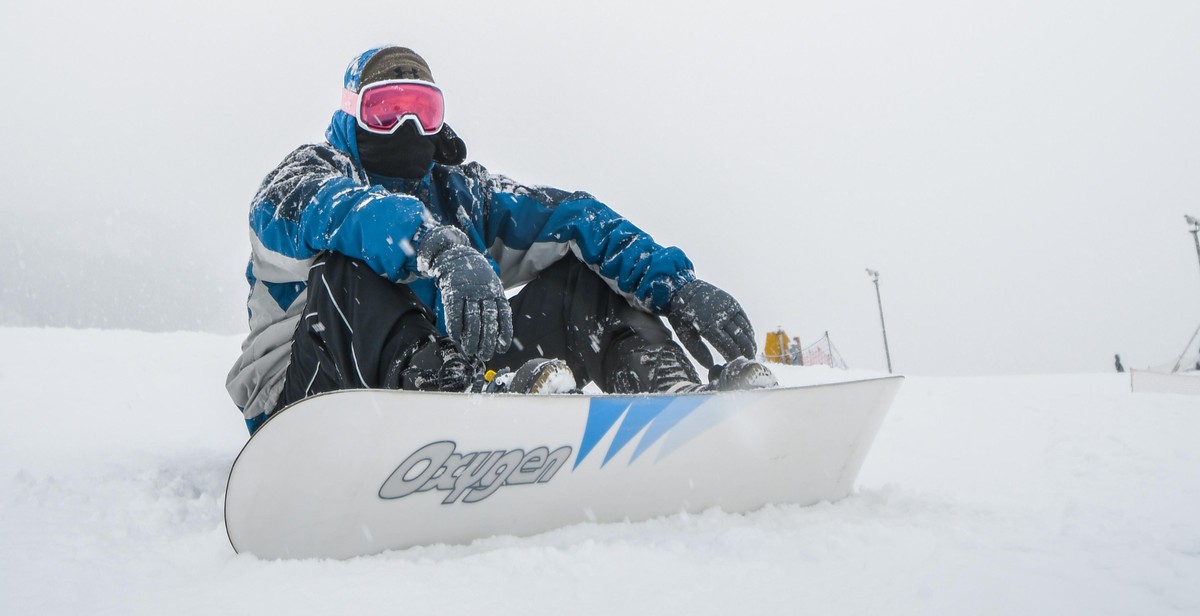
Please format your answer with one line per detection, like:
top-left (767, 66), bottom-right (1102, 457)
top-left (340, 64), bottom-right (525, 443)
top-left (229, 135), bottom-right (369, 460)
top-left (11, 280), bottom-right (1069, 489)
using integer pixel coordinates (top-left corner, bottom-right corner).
top-left (667, 280), bottom-right (756, 369)
top-left (417, 226), bottom-right (512, 361)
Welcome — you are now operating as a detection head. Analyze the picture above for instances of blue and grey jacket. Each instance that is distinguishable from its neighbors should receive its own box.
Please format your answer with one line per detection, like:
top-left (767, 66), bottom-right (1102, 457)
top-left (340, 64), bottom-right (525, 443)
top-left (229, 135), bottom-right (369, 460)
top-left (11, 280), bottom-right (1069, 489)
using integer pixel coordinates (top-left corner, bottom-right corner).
top-left (226, 49), bottom-right (696, 422)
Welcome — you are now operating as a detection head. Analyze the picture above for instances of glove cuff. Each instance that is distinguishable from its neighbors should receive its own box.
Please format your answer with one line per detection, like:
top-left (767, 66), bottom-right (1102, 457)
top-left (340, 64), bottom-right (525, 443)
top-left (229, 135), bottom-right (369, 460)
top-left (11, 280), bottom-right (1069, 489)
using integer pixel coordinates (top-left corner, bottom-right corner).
top-left (668, 279), bottom-right (706, 315)
top-left (416, 225), bottom-right (471, 275)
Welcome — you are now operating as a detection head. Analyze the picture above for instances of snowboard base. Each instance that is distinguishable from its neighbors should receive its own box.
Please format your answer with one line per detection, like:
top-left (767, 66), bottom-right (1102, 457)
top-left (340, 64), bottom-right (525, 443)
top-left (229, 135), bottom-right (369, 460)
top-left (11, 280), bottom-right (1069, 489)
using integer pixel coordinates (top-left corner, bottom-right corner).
top-left (225, 377), bottom-right (903, 559)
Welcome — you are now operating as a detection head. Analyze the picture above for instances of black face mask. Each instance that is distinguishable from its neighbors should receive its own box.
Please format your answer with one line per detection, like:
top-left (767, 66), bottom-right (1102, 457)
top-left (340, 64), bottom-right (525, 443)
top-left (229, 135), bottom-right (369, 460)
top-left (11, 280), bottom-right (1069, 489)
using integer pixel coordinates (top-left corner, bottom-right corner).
top-left (355, 122), bottom-right (437, 179)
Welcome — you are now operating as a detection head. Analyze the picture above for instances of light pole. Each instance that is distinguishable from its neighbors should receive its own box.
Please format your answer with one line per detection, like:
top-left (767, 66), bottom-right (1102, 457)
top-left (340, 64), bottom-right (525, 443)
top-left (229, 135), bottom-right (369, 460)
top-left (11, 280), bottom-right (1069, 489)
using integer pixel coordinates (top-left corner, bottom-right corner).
top-left (1172, 215), bottom-right (1200, 373)
top-left (866, 268), bottom-right (893, 373)
top-left (1186, 215), bottom-right (1200, 284)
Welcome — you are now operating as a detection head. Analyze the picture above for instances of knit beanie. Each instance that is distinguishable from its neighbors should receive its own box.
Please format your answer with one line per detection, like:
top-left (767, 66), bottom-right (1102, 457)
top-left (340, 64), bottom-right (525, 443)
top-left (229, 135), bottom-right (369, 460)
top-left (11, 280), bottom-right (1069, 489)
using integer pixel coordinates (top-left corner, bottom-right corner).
top-left (360, 47), bottom-right (435, 88)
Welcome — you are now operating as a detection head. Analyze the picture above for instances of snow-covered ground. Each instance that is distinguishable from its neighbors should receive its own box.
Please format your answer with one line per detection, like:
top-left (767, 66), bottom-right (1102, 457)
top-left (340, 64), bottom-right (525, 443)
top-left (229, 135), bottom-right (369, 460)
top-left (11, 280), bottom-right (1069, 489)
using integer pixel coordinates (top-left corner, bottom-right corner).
top-left (1, 327), bottom-right (1197, 615)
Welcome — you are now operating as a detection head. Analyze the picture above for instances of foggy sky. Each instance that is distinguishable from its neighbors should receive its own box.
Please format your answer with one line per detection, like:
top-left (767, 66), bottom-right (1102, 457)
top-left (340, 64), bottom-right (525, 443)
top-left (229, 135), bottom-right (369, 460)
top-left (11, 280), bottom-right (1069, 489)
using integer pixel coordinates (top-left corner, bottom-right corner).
top-left (2, 0), bottom-right (1198, 376)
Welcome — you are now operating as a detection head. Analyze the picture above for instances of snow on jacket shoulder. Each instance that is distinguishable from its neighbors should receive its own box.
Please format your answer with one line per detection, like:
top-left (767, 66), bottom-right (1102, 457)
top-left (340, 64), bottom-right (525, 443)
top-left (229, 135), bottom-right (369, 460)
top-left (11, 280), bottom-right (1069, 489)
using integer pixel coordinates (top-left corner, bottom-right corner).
top-left (251, 144), bottom-right (429, 283)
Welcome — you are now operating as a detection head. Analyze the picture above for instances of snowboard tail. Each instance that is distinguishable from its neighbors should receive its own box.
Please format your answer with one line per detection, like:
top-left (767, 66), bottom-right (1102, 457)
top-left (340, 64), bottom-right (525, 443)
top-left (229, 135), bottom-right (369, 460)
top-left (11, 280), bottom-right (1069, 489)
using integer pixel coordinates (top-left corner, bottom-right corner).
top-left (225, 376), bottom-right (903, 559)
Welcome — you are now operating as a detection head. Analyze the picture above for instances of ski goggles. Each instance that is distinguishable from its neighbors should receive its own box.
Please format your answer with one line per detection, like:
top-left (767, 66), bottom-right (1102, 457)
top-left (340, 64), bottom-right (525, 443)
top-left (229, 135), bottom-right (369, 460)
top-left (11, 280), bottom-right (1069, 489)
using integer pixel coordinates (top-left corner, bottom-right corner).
top-left (340, 79), bottom-right (445, 136)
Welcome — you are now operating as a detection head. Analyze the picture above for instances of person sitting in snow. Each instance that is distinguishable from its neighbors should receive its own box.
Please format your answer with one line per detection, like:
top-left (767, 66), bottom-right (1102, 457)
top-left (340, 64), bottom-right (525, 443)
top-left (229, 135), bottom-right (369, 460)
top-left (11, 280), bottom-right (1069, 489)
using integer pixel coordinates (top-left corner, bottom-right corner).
top-left (226, 46), bottom-right (776, 434)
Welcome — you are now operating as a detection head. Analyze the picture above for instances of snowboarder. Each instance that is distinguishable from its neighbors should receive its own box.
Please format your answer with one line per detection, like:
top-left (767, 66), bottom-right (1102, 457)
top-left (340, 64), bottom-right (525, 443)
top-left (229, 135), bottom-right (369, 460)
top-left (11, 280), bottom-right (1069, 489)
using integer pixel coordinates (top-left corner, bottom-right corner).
top-left (1115, 354), bottom-right (1125, 373)
top-left (226, 46), bottom-right (776, 434)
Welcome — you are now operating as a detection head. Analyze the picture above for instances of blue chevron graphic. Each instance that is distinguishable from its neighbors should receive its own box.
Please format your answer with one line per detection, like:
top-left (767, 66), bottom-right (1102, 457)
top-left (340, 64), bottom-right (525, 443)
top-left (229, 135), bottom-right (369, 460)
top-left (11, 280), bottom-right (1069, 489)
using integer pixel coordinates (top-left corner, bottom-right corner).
top-left (602, 397), bottom-right (673, 467)
top-left (573, 397), bottom-right (629, 470)
top-left (629, 396), bottom-right (709, 464)
top-left (575, 395), bottom-right (714, 469)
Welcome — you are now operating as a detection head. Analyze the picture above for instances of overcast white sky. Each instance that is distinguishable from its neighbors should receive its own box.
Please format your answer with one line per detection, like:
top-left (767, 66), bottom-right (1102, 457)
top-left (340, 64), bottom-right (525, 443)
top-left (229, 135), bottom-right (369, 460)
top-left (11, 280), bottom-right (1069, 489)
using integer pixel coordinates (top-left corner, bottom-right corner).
top-left (2, 0), bottom-right (1198, 376)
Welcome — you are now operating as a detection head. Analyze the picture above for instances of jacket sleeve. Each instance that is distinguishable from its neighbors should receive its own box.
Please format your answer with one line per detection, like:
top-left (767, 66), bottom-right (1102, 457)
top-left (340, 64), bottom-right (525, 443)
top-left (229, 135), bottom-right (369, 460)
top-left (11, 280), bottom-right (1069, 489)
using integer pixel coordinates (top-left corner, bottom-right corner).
top-left (472, 165), bottom-right (695, 314)
top-left (249, 144), bottom-right (430, 283)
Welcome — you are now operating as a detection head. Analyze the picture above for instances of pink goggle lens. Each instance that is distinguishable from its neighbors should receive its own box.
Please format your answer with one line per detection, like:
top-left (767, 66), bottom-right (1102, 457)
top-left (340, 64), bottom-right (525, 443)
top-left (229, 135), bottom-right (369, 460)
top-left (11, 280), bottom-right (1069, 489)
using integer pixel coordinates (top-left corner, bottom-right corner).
top-left (344, 81), bottom-right (445, 135)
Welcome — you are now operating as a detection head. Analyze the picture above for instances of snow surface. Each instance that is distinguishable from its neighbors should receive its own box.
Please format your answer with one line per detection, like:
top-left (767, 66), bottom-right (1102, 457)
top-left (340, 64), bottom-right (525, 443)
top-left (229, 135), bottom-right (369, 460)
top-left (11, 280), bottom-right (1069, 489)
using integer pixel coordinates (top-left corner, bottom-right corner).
top-left (1, 326), bottom-right (1197, 615)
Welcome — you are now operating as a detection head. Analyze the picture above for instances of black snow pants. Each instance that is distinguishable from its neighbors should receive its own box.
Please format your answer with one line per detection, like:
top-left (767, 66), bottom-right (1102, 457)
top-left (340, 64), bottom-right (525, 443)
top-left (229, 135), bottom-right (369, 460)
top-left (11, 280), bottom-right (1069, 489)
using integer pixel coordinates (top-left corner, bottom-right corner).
top-left (275, 252), bottom-right (675, 412)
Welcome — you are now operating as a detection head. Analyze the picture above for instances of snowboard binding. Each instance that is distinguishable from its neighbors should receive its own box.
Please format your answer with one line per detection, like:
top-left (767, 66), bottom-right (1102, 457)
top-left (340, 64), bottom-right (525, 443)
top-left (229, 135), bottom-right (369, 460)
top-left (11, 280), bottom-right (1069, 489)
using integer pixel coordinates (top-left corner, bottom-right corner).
top-left (474, 358), bottom-right (579, 394)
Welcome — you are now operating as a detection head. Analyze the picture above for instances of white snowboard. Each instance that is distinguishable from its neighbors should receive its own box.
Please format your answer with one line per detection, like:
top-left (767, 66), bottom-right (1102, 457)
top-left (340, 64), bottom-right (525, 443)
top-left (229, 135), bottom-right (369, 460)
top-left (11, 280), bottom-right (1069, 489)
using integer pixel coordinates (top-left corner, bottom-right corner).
top-left (225, 376), bottom-right (903, 560)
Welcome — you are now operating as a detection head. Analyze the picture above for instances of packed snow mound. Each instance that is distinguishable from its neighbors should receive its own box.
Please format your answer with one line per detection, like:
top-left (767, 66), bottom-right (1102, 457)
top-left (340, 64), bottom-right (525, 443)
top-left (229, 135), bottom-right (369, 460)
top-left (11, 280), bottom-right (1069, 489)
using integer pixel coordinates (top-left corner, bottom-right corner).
top-left (1, 327), bottom-right (1198, 615)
